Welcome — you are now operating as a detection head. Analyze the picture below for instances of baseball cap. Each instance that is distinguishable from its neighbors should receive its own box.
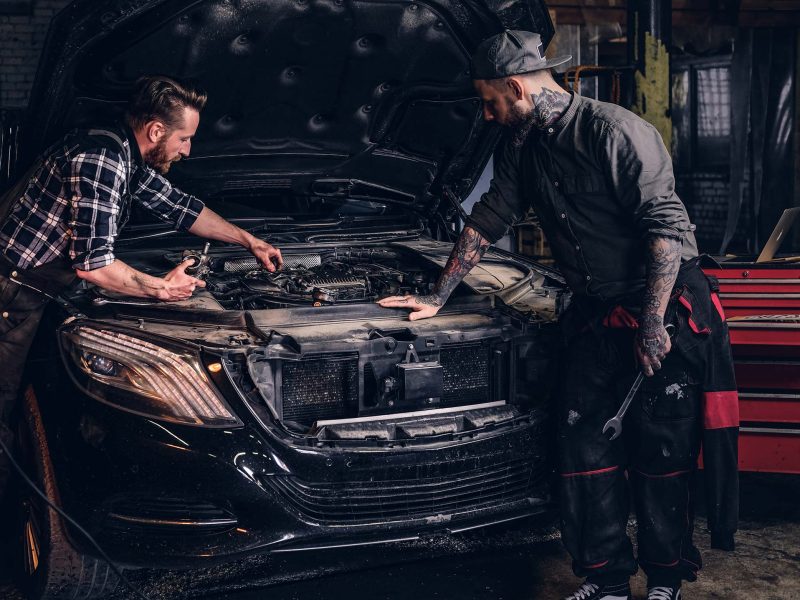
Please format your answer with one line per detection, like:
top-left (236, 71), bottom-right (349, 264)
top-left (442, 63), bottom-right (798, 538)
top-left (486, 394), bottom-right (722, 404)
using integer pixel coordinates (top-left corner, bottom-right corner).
top-left (471, 30), bottom-right (571, 80)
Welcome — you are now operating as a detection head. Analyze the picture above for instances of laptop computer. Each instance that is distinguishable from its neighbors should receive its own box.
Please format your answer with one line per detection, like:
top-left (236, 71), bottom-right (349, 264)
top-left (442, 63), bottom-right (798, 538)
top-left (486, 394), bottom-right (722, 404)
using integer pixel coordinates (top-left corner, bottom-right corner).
top-left (755, 207), bottom-right (800, 263)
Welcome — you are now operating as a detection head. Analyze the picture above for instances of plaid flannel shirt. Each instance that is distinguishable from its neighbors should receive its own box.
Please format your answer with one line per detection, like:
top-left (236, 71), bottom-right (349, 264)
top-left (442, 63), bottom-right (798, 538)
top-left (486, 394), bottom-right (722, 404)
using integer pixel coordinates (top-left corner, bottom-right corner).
top-left (0, 125), bottom-right (204, 271)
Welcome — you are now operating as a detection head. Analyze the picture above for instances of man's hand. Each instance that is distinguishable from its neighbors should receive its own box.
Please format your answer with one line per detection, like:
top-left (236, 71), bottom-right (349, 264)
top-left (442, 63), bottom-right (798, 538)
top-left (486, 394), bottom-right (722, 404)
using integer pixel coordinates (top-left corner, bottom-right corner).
top-left (376, 226), bottom-right (490, 322)
top-left (635, 315), bottom-right (672, 377)
top-left (377, 294), bottom-right (443, 321)
top-left (249, 238), bottom-right (283, 272)
top-left (157, 260), bottom-right (206, 301)
top-left (76, 259), bottom-right (205, 302)
top-left (187, 207), bottom-right (283, 272)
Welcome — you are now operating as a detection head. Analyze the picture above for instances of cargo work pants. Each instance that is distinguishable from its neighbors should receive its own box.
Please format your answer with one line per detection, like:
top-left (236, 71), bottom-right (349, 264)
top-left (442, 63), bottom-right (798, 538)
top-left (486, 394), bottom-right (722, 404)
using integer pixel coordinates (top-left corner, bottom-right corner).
top-left (557, 309), bottom-right (704, 588)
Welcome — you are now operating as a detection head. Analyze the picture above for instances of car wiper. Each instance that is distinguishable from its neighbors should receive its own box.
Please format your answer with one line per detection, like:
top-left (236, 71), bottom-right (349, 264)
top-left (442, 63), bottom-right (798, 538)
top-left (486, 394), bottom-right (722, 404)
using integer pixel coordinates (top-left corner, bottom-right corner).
top-left (120, 228), bottom-right (184, 242)
top-left (305, 221), bottom-right (426, 242)
top-left (244, 218), bottom-right (346, 234)
top-left (120, 217), bottom-right (296, 242)
top-left (245, 212), bottom-right (417, 233)
top-left (312, 178), bottom-right (416, 205)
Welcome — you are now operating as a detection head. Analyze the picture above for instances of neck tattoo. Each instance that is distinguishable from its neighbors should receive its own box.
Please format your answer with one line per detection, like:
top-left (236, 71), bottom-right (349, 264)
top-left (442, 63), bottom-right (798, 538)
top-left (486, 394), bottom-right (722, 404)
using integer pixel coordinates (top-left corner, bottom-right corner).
top-left (530, 88), bottom-right (571, 130)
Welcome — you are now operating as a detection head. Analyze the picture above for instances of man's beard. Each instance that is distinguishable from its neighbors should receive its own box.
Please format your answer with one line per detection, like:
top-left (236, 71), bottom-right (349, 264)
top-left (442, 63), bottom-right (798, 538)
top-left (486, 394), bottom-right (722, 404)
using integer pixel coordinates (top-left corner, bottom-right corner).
top-left (506, 103), bottom-right (536, 148)
top-left (143, 139), bottom-right (180, 174)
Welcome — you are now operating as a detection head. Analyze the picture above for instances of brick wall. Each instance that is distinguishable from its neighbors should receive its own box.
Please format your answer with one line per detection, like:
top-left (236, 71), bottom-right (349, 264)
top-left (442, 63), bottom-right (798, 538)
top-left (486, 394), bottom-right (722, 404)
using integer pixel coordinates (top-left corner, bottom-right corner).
top-left (0, 0), bottom-right (71, 108)
top-left (677, 172), bottom-right (752, 254)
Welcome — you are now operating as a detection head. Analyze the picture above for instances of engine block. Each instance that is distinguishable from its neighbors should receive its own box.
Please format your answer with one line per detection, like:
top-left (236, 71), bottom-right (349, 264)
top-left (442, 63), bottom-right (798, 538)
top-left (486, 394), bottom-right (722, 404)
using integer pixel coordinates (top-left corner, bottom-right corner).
top-left (176, 246), bottom-right (440, 310)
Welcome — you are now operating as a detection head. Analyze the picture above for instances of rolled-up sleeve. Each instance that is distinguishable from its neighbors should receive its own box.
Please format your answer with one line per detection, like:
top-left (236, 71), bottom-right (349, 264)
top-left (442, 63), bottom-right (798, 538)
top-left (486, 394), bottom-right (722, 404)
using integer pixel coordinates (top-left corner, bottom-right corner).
top-left (602, 118), bottom-right (691, 240)
top-left (66, 149), bottom-right (125, 271)
top-left (465, 138), bottom-right (525, 244)
top-left (132, 166), bottom-right (205, 231)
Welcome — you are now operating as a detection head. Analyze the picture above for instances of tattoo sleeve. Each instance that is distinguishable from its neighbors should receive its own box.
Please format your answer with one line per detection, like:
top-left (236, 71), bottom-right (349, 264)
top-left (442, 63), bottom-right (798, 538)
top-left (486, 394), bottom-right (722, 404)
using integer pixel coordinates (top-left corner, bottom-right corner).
top-left (638, 235), bottom-right (682, 355)
top-left (419, 226), bottom-right (490, 308)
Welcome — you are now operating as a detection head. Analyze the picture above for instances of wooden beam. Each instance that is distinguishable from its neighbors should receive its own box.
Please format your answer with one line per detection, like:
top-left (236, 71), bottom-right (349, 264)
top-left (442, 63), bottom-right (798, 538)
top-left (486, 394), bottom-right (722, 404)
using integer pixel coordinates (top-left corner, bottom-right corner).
top-left (739, 0), bottom-right (800, 10)
top-left (550, 6), bottom-right (800, 27)
top-left (546, 0), bottom-right (625, 6)
top-left (738, 10), bottom-right (800, 25)
top-left (550, 7), bottom-right (626, 24)
top-left (549, 0), bottom-right (800, 8)
top-left (672, 10), bottom-right (739, 26)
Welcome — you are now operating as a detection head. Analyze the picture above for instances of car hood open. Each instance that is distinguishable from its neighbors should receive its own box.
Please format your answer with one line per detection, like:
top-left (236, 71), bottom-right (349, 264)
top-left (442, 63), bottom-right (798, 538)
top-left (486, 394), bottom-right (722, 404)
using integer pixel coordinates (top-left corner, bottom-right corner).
top-left (24, 0), bottom-right (554, 215)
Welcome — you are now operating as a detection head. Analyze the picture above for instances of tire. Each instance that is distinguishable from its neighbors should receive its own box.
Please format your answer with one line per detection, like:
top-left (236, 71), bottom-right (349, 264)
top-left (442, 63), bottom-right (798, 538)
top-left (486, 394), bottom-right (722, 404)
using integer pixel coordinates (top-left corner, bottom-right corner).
top-left (14, 386), bottom-right (119, 599)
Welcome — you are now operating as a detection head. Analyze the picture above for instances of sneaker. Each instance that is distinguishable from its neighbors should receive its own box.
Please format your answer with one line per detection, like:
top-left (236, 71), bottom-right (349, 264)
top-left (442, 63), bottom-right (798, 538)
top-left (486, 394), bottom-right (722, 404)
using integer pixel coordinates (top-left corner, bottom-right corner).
top-left (564, 580), bottom-right (631, 600)
top-left (648, 587), bottom-right (681, 600)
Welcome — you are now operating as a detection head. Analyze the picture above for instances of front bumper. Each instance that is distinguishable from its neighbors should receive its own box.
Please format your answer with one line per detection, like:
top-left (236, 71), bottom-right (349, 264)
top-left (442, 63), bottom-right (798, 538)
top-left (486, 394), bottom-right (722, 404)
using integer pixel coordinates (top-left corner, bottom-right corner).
top-left (35, 380), bottom-right (551, 569)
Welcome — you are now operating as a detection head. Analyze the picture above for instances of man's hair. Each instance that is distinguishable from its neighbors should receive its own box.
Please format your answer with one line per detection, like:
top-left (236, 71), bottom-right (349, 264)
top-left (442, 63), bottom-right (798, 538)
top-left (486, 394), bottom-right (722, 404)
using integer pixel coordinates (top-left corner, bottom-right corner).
top-left (125, 75), bottom-right (207, 132)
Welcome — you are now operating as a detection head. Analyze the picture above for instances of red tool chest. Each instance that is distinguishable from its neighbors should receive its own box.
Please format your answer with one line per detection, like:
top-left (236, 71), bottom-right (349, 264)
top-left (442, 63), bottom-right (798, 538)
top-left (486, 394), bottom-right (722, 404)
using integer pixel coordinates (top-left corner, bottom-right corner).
top-left (703, 262), bottom-right (800, 474)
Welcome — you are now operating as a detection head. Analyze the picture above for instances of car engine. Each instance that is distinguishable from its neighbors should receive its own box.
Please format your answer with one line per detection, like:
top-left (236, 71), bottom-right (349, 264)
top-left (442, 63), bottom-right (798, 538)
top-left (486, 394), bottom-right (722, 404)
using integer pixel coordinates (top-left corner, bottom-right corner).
top-left (174, 246), bottom-right (441, 310)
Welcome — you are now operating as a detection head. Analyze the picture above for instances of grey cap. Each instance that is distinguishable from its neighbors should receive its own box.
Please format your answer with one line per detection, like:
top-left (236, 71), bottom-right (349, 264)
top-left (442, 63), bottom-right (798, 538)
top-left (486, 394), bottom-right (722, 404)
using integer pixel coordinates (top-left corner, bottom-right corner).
top-left (471, 30), bottom-right (571, 80)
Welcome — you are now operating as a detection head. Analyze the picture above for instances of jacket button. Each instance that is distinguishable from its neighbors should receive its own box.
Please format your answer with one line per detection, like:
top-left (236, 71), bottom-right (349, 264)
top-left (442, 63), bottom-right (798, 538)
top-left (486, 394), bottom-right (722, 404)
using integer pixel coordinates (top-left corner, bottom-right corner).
top-left (11, 271), bottom-right (17, 278)
top-left (554, 181), bottom-right (559, 187)
top-left (2, 312), bottom-right (8, 319)
top-left (586, 275), bottom-right (591, 281)
top-left (547, 127), bottom-right (554, 134)
top-left (560, 213), bottom-right (566, 219)
top-left (575, 245), bottom-right (580, 251)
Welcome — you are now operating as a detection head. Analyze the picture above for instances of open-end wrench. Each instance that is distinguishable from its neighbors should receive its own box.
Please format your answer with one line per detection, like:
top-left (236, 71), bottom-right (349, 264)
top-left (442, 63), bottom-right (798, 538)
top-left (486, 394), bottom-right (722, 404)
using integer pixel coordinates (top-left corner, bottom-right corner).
top-left (603, 323), bottom-right (675, 441)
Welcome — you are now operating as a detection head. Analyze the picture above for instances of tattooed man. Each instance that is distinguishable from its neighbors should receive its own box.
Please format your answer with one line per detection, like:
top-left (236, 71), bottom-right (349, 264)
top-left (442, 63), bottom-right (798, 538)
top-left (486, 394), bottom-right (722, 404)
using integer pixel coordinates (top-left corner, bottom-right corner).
top-left (378, 30), bottom-right (738, 600)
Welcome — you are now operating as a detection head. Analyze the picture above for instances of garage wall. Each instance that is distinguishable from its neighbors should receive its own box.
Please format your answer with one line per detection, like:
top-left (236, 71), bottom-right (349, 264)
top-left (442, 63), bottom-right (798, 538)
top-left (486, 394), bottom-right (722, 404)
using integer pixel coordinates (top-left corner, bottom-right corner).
top-left (0, 0), bottom-right (71, 108)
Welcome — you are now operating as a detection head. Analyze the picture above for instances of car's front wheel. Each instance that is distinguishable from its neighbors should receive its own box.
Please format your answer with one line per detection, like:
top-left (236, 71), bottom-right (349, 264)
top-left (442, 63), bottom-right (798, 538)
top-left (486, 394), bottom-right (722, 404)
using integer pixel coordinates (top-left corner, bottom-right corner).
top-left (14, 387), bottom-right (119, 600)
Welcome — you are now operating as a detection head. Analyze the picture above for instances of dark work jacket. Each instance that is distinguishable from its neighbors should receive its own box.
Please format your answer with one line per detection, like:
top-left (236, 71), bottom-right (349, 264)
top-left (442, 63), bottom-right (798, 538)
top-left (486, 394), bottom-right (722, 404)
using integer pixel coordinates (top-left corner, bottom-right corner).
top-left (671, 262), bottom-right (739, 551)
top-left (466, 93), bottom-right (699, 303)
top-left (595, 260), bottom-right (740, 551)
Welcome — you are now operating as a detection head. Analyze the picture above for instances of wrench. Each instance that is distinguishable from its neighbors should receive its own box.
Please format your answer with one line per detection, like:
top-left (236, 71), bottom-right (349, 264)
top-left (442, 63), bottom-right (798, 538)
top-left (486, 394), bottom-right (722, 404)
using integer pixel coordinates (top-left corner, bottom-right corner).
top-left (602, 323), bottom-right (675, 441)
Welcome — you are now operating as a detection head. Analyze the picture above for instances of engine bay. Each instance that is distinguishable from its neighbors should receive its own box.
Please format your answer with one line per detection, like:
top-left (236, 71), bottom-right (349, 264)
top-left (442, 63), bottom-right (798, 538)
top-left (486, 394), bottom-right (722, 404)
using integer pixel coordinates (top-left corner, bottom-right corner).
top-left (173, 246), bottom-right (443, 310)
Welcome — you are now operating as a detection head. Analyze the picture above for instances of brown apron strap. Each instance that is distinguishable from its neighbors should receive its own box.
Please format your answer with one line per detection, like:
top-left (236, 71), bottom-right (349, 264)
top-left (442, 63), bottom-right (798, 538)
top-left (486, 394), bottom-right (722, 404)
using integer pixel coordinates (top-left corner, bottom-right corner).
top-left (3, 256), bottom-right (77, 299)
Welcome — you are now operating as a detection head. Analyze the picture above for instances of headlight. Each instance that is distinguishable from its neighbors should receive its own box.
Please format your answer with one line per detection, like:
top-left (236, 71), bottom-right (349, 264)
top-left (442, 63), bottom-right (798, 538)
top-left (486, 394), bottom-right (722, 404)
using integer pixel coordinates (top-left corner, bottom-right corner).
top-left (60, 324), bottom-right (242, 428)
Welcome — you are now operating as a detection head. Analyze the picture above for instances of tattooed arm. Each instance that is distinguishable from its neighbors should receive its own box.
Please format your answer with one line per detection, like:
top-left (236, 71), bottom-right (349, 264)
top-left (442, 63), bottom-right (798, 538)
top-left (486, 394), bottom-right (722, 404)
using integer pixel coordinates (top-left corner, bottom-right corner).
top-left (635, 235), bottom-right (682, 376)
top-left (377, 226), bottom-right (490, 321)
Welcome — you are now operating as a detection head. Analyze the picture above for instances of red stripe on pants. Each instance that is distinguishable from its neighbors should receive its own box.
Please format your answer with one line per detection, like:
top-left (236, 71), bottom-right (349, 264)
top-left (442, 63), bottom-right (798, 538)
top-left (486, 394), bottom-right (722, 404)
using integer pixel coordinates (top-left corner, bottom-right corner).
top-left (560, 465), bottom-right (619, 478)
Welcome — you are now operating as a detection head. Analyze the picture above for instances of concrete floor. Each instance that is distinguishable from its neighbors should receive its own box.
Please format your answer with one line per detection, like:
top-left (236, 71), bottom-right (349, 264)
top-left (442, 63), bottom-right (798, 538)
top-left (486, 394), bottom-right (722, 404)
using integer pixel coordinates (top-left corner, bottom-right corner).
top-left (2, 473), bottom-right (798, 599)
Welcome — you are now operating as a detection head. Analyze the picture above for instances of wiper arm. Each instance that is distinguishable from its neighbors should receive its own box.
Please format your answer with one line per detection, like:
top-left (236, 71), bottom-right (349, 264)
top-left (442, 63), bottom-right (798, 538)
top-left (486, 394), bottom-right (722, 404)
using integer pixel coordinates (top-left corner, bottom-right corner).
top-left (244, 218), bottom-right (349, 234)
top-left (122, 216), bottom-right (296, 241)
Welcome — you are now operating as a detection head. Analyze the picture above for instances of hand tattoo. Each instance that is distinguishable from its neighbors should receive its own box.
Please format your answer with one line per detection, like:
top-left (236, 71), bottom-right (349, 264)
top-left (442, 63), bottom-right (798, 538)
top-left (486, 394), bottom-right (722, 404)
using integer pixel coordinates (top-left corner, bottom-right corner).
top-left (415, 295), bottom-right (443, 308)
top-left (638, 314), bottom-right (668, 358)
top-left (530, 88), bottom-right (571, 130)
top-left (430, 226), bottom-right (490, 306)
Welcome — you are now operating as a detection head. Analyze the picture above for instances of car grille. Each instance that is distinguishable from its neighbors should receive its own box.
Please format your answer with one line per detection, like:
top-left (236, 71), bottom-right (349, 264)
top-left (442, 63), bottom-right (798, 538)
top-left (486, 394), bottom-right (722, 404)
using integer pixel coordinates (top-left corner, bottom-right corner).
top-left (278, 344), bottom-right (493, 424)
top-left (268, 454), bottom-right (546, 524)
top-left (281, 354), bottom-right (359, 424)
top-left (440, 343), bottom-right (491, 405)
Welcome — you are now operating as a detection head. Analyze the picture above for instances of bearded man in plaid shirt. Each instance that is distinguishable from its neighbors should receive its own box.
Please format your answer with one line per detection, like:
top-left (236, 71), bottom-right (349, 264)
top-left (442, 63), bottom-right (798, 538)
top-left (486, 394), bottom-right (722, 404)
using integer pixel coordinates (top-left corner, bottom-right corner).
top-left (0, 75), bottom-right (284, 500)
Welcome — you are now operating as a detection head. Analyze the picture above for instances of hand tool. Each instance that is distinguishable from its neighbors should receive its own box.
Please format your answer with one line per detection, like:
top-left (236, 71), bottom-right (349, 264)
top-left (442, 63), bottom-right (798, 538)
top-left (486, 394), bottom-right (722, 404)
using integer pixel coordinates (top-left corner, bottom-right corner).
top-left (603, 323), bottom-right (675, 440)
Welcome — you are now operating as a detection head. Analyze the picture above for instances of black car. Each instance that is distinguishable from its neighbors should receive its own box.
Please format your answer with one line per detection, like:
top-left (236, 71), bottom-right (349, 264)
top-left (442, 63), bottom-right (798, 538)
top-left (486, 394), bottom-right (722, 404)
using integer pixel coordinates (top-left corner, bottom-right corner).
top-left (9, 0), bottom-right (566, 597)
